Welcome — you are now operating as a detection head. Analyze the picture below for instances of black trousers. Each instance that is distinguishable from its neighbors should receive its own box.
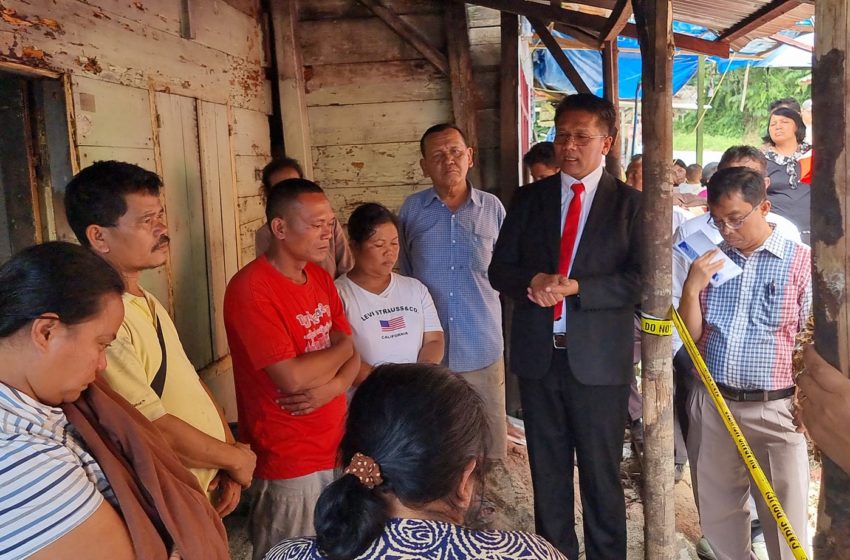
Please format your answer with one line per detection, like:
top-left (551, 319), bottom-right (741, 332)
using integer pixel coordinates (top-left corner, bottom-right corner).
top-left (519, 349), bottom-right (630, 560)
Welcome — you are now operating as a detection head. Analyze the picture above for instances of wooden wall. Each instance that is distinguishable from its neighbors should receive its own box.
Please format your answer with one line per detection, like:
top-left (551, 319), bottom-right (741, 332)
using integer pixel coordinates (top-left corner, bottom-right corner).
top-left (0, 0), bottom-right (272, 418)
top-left (468, 5), bottom-right (503, 194)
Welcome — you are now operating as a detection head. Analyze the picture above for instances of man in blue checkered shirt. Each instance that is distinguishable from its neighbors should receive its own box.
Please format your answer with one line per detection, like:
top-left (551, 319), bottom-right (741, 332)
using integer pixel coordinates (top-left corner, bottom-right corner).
top-left (679, 166), bottom-right (810, 560)
top-left (398, 123), bottom-right (507, 463)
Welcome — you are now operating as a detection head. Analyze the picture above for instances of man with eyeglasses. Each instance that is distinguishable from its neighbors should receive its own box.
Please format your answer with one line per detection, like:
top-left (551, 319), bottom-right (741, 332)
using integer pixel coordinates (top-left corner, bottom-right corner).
top-left (678, 166), bottom-right (811, 560)
top-left (398, 124), bottom-right (508, 472)
top-left (490, 93), bottom-right (640, 559)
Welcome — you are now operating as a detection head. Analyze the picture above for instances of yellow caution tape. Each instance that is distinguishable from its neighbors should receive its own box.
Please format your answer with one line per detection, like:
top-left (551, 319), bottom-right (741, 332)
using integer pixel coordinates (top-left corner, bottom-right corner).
top-left (671, 307), bottom-right (809, 560)
top-left (640, 312), bottom-right (673, 336)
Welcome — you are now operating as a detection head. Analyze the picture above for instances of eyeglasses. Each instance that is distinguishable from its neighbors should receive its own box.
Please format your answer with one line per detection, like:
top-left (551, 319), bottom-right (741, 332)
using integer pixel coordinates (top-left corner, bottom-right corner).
top-left (553, 133), bottom-right (609, 147)
top-left (708, 200), bottom-right (764, 231)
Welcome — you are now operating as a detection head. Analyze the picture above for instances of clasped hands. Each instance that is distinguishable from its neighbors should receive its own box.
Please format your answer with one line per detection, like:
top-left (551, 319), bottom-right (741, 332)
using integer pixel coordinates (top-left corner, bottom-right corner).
top-left (527, 273), bottom-right (579, 307)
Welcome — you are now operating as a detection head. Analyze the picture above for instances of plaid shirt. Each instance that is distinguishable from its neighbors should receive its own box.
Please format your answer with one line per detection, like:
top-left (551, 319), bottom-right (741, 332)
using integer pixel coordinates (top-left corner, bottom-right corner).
top-left (398, 185), bottom-right (505, 372)
top-left (697, 229), bottom-right (811, 390)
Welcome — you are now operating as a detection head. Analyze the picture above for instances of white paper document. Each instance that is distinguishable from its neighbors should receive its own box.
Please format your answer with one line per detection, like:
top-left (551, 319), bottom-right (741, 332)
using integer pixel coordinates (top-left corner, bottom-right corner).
top-left (673, 230), bottom-right (743, 287)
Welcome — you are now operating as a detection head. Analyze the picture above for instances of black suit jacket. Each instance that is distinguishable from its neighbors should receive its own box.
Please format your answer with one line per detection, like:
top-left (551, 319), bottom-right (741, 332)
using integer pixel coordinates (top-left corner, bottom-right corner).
top-left (489, 171), bottom-right (641, 385)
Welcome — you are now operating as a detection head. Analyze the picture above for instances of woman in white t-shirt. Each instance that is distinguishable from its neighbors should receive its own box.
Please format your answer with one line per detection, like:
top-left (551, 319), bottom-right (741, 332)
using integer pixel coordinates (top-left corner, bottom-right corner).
top-left (335, 203), bottom-right (444, 380)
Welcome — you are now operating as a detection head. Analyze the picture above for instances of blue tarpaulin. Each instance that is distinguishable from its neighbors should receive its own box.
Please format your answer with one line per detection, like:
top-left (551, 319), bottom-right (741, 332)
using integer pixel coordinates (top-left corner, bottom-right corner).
top-left (533, 23), bottom-right (812, 99)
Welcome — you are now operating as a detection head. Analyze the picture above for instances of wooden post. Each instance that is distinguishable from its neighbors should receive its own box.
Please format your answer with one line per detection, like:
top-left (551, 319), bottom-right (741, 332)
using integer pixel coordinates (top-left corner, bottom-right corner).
top-left (696, 55), bottom-right (705, 166)
top-left (269, 0), bottom-right (313, 177)
top-left (812, 1), bottom-right (850, 556)
top-left (634, 1), bottom-right (676, 558)
top-left (444, 0), bottom-right (481, 186)
top-left (499, 12), bottom-right (520, 204)
top-left (602, 40), bottom-right (622, 178)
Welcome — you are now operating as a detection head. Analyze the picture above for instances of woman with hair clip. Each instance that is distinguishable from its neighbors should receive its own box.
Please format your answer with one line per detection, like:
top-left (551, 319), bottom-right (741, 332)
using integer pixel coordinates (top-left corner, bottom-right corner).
top-left (264, 363), bottom-right (566, 560)
top-left (0, 242), bottom-right (228, 560)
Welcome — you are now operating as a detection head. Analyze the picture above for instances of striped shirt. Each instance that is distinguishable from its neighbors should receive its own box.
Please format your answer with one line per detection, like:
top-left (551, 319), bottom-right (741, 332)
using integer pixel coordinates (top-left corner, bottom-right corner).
top-left (398, 185), bottom-right (505, 372)
top-left (697, 229), bottom-right (811, 390)
top-left (0, 382), bottom-right (114, 559)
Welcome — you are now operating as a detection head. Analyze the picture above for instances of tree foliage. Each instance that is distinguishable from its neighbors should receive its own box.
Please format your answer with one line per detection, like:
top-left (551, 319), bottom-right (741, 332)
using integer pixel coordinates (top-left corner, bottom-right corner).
top-left (674, 63), bottom-right (811, 143)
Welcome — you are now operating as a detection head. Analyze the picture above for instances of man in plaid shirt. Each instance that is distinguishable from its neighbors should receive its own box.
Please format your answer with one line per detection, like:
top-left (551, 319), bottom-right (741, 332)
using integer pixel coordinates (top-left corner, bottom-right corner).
top-left (679, 166), bottom-right (810, 560)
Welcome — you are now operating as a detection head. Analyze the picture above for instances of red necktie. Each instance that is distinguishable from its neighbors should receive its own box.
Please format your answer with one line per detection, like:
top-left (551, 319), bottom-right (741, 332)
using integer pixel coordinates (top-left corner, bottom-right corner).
top-left (554, 182), bottom-right (584, 320)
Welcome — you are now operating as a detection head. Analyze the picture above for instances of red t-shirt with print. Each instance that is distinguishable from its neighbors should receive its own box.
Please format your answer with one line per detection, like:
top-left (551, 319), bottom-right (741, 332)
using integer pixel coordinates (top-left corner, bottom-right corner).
top-left (224, 257), bottom-right (351, 480)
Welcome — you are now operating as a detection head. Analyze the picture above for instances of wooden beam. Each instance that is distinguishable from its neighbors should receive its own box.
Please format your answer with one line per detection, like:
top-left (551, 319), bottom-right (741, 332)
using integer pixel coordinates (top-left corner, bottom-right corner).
top-left (444, 0), bottom-right (481, 186)
top-left (770, 33), bottom-right (813, 53)
top-left (811, 0), bottom-right (850, 555)
top-left (269, 0), bottom-right (313, 177)
top-left (530, 18), bottom-right (592, 94)
top-left (621, 23), bottom-right (731, 58)
top-left (633, 0), bottom-right (677, 557)
top-left (465, 0), bottom-right (608, 31)
top-left (357, 0), bottom-right (449, 75)
top-left (598, 0), bottom-right (632, 45)
top-left (602, 40), bottom-right (621, 177)
top-left (500, 11), bottom-right (521, 205)
top-left (717, 0), bottom-right (801, 42)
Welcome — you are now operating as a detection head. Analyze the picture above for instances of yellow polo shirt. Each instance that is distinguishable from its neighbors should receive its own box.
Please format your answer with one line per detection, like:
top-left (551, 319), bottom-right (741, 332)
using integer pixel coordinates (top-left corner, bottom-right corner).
top-left (102, 290), bottom-right (226, 495)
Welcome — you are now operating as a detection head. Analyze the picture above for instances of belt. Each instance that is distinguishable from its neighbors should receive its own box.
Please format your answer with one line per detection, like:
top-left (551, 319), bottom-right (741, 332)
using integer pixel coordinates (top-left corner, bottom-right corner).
top-left (553, 333), bottom-right (567, 350)
top-left (715, 383), bottom-right (795, 402)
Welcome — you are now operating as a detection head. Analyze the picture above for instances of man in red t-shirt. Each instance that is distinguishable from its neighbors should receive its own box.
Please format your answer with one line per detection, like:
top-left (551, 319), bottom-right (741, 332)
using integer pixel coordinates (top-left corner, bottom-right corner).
top-left (224, 179), bottom-right (360, 559)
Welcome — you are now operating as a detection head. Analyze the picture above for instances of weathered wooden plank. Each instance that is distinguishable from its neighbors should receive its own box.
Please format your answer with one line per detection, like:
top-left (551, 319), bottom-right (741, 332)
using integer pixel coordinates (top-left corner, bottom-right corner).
top-left (475, 70), bottom-right (499, 110)
top-left (477, 108), bottom-right (499, 150)
top-left (234, 154), bottom-right (267, 198)
top-left (470, 25), bottom-right (501, 46)
top-left (198, 100), bottom-right (239, 360)
top-left (312, 142), bottom-right (424, 187)
top-left (357, 0), bottom-right (449, 75)
top-left (299, 0), bottom-right (439, 20)
top-left (305, 60), bottom-right (450, 106)
top-left (530, 18), bottom-right (592, 94)
top-left (190, 0), bottom-right (262, 62)
top-left (84, 0), bottom-right (182, 36)
top-left (72, 76), bottom-right (153, 148)
top-left (471, 42), bottom-right (501, 70)
top-left (238, 194), bottom-right (265, 225)
top-left (299, 15), bottom-right (445, 65)
top-left (467, 5), bottom-right (501, 28)
top-left (271, 0), bottom-right (314, 177)
top-left (323, 183), bottom-right (430, 219)
top-left (154, 91), bottom-right (214, 368)
top-left (308, 99), bottom-right (453, 147)
top-left (499, 12), bottom-right (520, 206)
top-left (77, 146), bottom-right (156, 170)
top-left (230, 108), bottom-right (271, 157)
top-left (0, 0), bottom-right (269, 112)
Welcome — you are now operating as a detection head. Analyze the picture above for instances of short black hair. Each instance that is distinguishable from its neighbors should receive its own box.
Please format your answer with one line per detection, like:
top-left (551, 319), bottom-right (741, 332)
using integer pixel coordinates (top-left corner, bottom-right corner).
top-left (65, 161), bottom-right (162, 247)
top-left (769, 97), bottom-right (801, 114)
top-left (554, 93), bottom-right (618, 136)
top-left (314, 363), bottom-right (488, 560)
top-left (265, 178), bottom-right (325, 224)
top-left (701, 162), bottom-right (719, 185)
top-left (718, 146), bottom-right (767, 174)
top-left (763, 107), bottom-right (806, 146)
top-left (347, 203), bottom-right (399, 245)
top-left (673, 159), bottom-right (687, 170)
top-left (686, 163), bottom-right (702, 182)
top-left (260, 157), bottom-right (305, 200)
top-left (707, 167), bottom-right (766, 208)
top-left (419, 123), bottom-right (468, 156)
top-left (522, 142), bottom-right (558, 168)
top-left (0, 242), bottom-right (124, 338)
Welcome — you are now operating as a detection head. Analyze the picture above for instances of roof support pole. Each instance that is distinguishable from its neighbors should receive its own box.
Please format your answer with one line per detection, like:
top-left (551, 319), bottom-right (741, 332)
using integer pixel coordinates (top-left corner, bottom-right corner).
top-left (633, 1), bottom-right (676, 558)
top-left (812, 1), bottom-right (850, 556)
top-left (602, 40), bottom-right (622, 178)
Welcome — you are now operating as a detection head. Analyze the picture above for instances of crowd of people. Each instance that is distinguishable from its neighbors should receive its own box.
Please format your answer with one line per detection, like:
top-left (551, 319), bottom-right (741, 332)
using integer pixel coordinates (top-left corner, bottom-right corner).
top-left (1, 90), bottom-right (846, 560)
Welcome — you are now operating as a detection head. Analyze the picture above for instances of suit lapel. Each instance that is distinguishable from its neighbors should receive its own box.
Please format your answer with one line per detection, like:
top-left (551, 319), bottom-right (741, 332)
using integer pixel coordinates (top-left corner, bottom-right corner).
top-left (573, 171), bottom-right (616, 273)
top-left (541, 174), bottom-right (563, 270)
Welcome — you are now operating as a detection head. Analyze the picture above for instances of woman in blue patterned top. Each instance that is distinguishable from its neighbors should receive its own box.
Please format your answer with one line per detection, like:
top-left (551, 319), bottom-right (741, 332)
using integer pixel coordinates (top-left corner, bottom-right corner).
top-left (264, 363), bottom-right (567, 560)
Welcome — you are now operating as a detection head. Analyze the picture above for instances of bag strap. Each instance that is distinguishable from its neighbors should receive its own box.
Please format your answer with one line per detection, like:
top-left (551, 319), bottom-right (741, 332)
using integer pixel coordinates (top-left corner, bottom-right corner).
top-left (145, 294), bottom-right (168, 399)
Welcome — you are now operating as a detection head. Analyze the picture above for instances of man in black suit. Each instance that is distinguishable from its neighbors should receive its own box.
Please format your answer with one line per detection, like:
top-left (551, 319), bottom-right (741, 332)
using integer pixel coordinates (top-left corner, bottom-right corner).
top-left (489, 93), bottom-right (640, 559)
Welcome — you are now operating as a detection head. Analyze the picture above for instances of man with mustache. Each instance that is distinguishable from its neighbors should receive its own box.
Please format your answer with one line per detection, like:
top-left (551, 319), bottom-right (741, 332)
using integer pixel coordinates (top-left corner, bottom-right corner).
top-left (64, 161), bottom-right (256, 517)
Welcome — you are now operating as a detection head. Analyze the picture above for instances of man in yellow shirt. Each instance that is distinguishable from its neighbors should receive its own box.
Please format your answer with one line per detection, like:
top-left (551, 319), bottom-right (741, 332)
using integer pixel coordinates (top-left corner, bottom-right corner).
top-left (65, 161), bottom-right (256, 517)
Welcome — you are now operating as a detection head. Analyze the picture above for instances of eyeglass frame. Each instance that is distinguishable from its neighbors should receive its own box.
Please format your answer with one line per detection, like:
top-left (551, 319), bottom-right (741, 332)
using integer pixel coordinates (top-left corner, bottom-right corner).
top-left (708, 199), bottom-right (766, 231)
top-left (552, 132), bottom-right (611, 147)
